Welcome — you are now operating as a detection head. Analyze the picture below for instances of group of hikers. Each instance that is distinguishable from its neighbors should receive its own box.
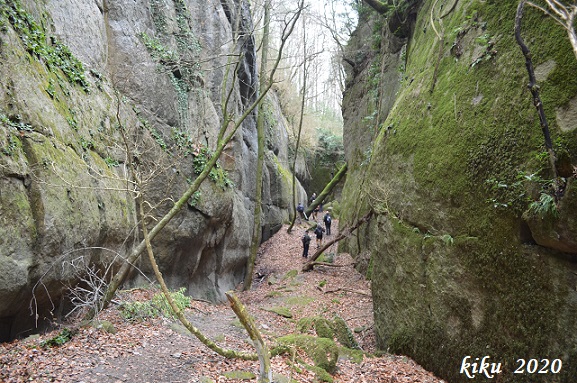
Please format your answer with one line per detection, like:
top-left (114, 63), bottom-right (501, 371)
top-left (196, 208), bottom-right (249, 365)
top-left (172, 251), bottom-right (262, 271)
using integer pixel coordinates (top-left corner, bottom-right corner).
top-left (298, 192), bottom-right (333, 259)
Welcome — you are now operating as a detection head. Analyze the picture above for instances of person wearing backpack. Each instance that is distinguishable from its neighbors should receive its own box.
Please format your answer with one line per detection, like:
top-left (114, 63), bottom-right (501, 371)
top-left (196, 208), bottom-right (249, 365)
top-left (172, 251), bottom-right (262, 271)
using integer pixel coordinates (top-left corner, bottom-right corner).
top-left (323, 212), bottom-right (332, 236)
top-left (296, 202), bottom-right (305, 222)
top-left (301, 230), bottom-right (311, 258)
top-left (314, 224), bottom-right (325, 248)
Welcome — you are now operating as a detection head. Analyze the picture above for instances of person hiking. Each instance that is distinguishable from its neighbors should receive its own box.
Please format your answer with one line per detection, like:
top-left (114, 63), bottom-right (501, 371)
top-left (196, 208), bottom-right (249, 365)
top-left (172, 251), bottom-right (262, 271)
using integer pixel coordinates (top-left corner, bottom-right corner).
top-left (323, 212), bottom-right (332, 236)
top-left (314, 223), bottom-right (325, 248)
top-left (296, 202), bottom-right (305, 222)
top-left (311, 203), bottom-right (320, 220)
top-left (309, 192), bottom-right (317, 204)
top-left (301, 230), bottom-right (311, 258)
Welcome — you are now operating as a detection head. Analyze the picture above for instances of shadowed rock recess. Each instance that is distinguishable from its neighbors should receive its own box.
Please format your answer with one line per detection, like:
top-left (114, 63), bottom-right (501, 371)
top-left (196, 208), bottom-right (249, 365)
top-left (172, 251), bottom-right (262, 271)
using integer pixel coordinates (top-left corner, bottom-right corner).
top-left (339, 1), bottom-right (577, 383)
top-left (0, 0), bottom-right (304, 341)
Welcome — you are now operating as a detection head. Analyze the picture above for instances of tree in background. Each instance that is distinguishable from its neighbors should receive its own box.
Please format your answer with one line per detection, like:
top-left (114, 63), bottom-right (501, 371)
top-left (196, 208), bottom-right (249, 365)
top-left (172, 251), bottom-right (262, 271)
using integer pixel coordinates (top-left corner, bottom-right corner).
top-left (287, 10), bottom-right (313, 233)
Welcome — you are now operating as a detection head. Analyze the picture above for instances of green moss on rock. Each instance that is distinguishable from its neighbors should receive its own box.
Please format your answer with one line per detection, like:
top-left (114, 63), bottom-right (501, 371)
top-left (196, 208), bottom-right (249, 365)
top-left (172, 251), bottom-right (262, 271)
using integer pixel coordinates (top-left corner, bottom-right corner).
top-left (340, 1), bottom-right (577, 382)
top-left (275, 334), bottom-right (339, 374)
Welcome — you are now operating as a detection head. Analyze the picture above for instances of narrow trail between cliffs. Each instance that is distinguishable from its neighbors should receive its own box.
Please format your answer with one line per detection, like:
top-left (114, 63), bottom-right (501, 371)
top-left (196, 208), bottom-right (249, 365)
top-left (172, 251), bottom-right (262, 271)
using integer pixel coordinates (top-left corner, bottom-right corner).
top-left (1, 220), bottom-right (446, 383)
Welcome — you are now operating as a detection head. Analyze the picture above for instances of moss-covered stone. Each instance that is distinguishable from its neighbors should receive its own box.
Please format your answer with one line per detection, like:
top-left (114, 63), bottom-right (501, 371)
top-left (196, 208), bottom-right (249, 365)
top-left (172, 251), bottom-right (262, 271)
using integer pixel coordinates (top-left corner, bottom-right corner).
top-left (265, 306), bottom-right (293, 318)
top-left (340, 1), bottom-right (577, 382)
top-left (332, 315), bottom-right (360, 350)
top-left (275, 334), bottom-right (339, 374)
top-left (297, 316), bottom-right (334, 339)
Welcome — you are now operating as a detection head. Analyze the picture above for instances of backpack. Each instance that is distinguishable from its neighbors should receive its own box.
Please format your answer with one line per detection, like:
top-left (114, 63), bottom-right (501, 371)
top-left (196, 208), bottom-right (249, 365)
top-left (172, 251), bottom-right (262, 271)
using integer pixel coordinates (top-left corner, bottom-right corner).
top-left (315, 226), bottom-right (323, 236)
top-left (325, 215), bottom-right (331, 224)
top-left (296, 204), bottom-right (304, 213)
top-left (302, 233), bottom-right (311, 245)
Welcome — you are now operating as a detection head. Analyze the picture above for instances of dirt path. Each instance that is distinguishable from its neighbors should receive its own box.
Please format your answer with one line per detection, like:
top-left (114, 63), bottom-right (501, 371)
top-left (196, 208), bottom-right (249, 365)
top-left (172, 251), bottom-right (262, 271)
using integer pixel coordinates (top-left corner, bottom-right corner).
top-left (0, 221), bottom-right (445, 383)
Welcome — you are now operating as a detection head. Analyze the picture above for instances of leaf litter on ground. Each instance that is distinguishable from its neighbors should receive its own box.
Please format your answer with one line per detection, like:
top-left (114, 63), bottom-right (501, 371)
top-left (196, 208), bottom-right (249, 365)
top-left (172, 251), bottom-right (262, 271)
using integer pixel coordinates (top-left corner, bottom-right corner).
top-left (0, 220), bottom-right (445, 383)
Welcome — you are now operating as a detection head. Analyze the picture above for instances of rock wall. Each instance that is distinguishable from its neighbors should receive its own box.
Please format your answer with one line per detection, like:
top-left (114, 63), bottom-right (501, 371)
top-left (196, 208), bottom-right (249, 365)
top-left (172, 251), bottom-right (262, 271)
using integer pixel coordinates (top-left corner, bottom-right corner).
top-left (340, 1), bottom-right (577, 382)
top-left (0, 0), bottom-right (304, 340)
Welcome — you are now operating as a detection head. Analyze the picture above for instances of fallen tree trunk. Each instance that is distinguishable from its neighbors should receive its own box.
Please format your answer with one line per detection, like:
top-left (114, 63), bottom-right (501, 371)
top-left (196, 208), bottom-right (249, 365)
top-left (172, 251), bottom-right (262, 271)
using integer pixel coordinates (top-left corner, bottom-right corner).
top-left (302, 210), bottom-right (374, 272)
top-left (304, 163), bottom-right (348, 218)
top-left (226, 292), bottom-right (272, 382)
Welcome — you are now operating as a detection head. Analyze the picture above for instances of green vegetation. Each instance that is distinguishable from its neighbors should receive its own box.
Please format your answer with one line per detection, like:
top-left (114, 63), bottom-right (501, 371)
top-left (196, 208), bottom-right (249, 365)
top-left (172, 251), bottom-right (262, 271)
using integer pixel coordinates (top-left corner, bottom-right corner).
top-left (316, 128), bottom-right (345, 167)
top-left (39, 328), bottom-right (76, 348)
top-left (119, 288), bottom-right (191, 321)
top-left (0, 113), bottom-right (25, 156)
top-left (172, 128), bottom-right (234, 190)
top-left (0, 0), bottom-right (89, 91)
top-left (143, 0), bottom-right (203, 129)
top-left (191, 145), bottom-right (234, 189)
top-left (104, 156), bottom-right (119, 168)
top-left (528, 192), bottom-right (558, 218)
top-left (139, 32), bottom-right (178, 62)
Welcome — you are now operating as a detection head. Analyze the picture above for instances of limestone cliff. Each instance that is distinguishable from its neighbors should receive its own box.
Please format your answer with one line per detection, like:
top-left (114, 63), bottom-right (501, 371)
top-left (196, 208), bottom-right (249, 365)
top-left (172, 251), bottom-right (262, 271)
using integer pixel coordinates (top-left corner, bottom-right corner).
top-left (340, 1), bottom-right (577, 382)
top-left (0, 0), bottom-right (305, 340)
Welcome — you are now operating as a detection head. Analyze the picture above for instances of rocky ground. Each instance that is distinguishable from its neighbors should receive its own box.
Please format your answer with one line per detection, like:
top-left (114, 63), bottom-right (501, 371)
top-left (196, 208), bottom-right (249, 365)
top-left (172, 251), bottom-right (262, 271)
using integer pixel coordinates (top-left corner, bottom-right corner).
top-left (0, 221), bottom-right (445, 383)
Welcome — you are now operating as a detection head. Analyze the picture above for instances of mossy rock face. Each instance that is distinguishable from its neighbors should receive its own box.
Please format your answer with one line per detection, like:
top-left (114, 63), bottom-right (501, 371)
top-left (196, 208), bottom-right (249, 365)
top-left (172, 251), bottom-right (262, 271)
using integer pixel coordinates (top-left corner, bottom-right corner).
top-left (340, 1), bottom-right (577, 382)
top-left (276, 334), bottom-right (339, 374)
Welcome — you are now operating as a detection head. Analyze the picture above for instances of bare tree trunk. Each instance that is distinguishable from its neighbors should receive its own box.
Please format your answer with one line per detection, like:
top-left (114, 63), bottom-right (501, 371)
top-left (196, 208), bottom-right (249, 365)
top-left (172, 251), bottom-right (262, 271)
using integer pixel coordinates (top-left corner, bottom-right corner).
top-left (287, 14), bottom-right (309, 234)
top-left (138, 184), bottom-right (258, 361)
top-left (226, 292), bottom-right (272, 382)
top-left (304, 162), bottom-right (348, 217)
top-left (302, 209), bottom-right (373, 272)
top-left (515, 0), bottom-right (560, 198)
top-left (569, 27), bottom-right (577, 60)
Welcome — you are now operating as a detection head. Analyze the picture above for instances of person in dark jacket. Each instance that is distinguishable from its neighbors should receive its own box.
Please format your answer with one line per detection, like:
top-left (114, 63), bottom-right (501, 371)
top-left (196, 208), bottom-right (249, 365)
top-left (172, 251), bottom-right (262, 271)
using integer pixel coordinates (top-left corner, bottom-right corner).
top-left (301, 230), bottom-right (311, 258)
top-left (296, 202), bottom-right (305, 222)
top-left (323, 212), bottom-right (332, 235)
top-left (314, 224), bottom-right (325, 248)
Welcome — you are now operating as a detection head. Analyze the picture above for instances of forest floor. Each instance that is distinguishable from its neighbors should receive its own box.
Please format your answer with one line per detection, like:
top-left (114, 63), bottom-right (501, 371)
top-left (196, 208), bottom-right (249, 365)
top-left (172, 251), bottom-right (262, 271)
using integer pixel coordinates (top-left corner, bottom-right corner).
top-left (1, 221), bottom-right (445, 383)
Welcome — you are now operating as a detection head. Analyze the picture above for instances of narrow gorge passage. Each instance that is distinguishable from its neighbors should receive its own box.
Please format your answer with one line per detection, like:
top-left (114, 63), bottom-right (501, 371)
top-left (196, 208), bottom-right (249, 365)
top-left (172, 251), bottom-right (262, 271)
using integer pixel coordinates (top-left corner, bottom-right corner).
top-left (1, 220), bottom-right (444, 383)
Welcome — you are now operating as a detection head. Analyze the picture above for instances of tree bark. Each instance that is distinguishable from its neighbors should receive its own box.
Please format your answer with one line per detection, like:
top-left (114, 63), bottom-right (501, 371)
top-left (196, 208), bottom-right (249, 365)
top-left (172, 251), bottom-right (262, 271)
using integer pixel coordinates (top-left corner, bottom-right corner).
top-left (287, 13), bottom-right (309, 234)
top-left (226, 292), bottom-right (272, 382)
top-left (515, 0), bottom-right (559, 197)
top-left (302, 209), bottom-right (373, 272)
top-left (304, 162), bottom-right (348, 217)
top-left (138, 168), bottom-right (258, 361)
